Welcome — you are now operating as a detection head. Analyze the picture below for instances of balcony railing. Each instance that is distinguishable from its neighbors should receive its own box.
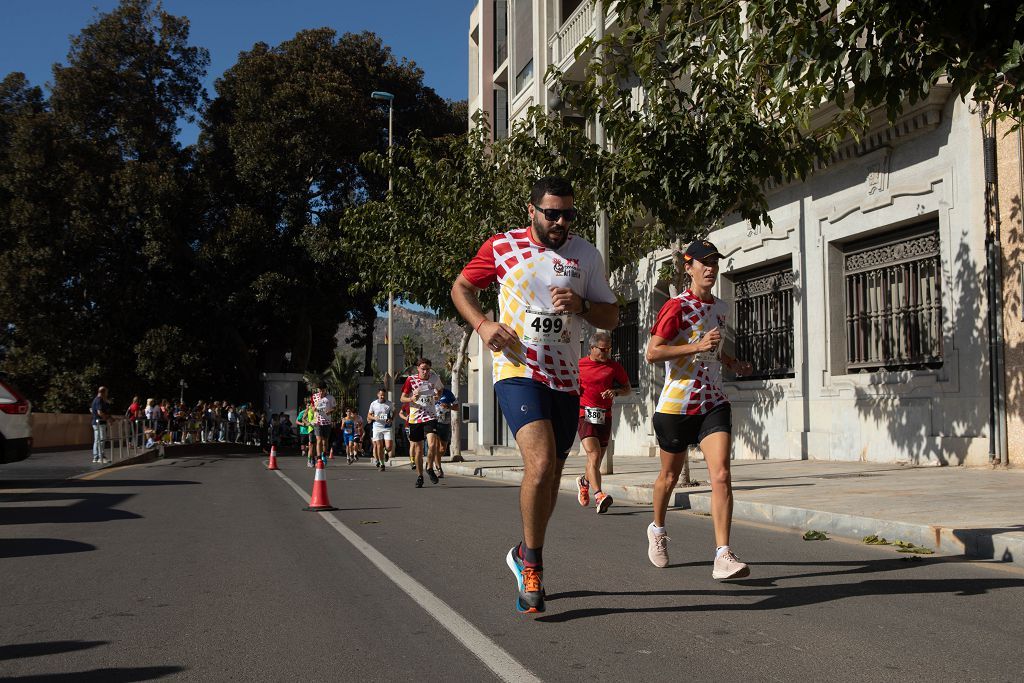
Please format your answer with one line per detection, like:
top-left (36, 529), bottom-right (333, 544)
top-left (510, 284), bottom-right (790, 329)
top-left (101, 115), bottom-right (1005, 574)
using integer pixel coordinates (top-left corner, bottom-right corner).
top-left (549, 1), bottom-right (620, 73)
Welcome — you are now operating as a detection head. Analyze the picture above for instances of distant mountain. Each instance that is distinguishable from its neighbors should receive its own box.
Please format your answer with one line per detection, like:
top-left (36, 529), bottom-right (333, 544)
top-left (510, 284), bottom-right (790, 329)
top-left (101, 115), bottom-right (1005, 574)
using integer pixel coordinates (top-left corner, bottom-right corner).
top-left (334, 305), bottom-right (468, 373)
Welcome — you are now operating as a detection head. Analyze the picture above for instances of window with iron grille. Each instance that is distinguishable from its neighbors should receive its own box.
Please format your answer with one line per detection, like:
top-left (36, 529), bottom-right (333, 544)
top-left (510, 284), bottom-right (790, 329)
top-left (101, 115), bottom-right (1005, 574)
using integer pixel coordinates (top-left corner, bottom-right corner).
top-left (733, 263), bottom-right (796, 379)
top-left (844, 223), bottom-right (943, 371)
top-left (610, 300), bottom-right (639, 387)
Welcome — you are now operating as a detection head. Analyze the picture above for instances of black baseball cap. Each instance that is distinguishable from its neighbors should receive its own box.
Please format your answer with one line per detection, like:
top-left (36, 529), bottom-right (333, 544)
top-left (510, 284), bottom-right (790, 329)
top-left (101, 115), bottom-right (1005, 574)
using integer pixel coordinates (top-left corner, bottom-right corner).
top-left (683, 239), bottom-right (724, 261)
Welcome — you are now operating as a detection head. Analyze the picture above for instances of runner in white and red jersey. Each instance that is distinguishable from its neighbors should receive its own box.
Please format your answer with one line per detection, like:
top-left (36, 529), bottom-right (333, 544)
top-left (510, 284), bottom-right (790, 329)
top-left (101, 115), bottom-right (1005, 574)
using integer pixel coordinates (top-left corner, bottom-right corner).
top-left (575, 330), bottom-right (631, 514)
top-left (401, 357), bottom-right (444, 488)
top-left (644, 239), bottom-right (754, 580)
top-left (451, 176), bottom-right (619, 614)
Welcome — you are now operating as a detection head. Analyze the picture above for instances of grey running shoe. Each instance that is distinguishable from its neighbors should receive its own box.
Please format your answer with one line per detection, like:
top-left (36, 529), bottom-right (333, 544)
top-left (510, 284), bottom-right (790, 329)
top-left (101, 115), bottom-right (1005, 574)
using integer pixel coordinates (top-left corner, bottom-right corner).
top-left (427, 468), bottom-right (439, 484)
top-left (506, 546), bottom-right (545, 613)
top-left (647, 525), bottom-right (670, 568)
top-left (712, 550), bottom-right (750, 580)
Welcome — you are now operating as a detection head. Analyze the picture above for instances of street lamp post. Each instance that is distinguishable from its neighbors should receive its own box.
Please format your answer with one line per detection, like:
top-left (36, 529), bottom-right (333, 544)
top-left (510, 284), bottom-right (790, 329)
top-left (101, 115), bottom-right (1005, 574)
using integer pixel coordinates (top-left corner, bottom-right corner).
top-left (178, 379), bottom-right (187, 405)
top-left (371, 90), bottom-right (396, 403)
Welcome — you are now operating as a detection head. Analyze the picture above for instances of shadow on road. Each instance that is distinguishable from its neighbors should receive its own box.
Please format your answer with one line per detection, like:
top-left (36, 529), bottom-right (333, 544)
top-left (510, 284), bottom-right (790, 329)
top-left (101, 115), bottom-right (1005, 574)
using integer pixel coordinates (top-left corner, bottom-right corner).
top-left (2, 666), bottom-right (184, 681)
top-left (0, 640), bottom-right (107, 661)
top-left (0, 538), bottom-right (96, 558)
top-left (539, 558), bottom-right (1024, 622)
top-left (0, 493), bottom-right (143, 526)
top-left (0, 479), bottom-right (201, 491)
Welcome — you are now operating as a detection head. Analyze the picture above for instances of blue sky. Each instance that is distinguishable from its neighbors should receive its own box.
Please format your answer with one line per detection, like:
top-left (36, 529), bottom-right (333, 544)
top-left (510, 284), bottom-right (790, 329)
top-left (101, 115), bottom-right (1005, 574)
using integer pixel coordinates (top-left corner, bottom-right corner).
top-left (1, 0), bottom-right (476, 145)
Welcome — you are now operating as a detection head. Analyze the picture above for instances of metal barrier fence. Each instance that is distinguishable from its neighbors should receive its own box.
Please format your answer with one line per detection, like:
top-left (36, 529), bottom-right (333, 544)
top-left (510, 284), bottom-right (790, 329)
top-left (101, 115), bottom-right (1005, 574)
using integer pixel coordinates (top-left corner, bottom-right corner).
top-left (99, 415), bottom-right (269, 462)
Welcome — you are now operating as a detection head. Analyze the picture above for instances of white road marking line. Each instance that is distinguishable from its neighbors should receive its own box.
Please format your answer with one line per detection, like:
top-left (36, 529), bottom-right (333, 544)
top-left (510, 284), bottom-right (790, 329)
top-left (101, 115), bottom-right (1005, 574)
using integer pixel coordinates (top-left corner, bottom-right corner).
top-left (273, 468), bottom-right (541, 683)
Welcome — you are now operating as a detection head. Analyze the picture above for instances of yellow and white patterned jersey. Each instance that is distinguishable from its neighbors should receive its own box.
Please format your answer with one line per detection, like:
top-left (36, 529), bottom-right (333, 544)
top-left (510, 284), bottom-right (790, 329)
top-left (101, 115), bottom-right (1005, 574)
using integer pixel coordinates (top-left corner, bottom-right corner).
top-left (461, 227), bottom-right (617, 393)
top-left (651, 290), bottom-right (730, 415)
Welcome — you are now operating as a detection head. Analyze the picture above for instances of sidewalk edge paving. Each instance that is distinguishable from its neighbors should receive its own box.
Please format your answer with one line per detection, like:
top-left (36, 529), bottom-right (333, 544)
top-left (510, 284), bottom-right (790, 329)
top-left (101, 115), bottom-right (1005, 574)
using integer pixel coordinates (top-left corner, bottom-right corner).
top-left (443, 462), bottom-right (1024, 569)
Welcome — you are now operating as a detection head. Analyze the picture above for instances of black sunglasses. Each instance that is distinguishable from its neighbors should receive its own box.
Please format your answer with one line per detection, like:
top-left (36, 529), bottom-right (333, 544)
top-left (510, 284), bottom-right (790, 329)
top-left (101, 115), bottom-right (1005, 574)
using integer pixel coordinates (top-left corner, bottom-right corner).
top-left (533, 205), bottom-right (578, 222)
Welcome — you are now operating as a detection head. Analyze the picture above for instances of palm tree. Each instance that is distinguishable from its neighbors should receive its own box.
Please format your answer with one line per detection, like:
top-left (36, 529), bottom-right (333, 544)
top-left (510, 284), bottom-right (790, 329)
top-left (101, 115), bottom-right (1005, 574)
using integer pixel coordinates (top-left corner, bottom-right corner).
top-left (324, 351), bottom-right (361, 408)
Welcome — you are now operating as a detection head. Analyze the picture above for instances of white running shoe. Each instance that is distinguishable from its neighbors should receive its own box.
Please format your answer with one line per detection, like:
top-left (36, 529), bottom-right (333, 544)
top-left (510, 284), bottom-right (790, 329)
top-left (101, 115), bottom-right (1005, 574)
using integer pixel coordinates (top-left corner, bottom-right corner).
top-left (647, 525), bottom-right (670, 568)
top-left (712, 549), bottom-right (750, 580)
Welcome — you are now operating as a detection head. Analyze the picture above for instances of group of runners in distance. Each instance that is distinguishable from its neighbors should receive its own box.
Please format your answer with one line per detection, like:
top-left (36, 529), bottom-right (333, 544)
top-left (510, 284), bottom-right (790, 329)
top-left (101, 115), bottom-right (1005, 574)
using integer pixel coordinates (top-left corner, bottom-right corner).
top-left (451, 176), bottom-right (754, 614)
top-left (295, 369), bottom-right (458, 481)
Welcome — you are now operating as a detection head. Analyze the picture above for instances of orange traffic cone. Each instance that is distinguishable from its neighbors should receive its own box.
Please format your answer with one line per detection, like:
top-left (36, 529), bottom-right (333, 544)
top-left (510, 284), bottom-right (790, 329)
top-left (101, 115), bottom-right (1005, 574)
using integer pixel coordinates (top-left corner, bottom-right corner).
top-left (267, 445), bottom-right (279, 470)
top-left (303, 458), bottom-right (337, 511)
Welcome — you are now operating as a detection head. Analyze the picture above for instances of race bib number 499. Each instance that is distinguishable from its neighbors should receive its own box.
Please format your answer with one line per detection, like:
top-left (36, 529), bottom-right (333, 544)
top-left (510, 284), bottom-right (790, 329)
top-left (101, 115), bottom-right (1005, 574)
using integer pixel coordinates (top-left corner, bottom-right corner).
top-left (522, 308), bottom-right (571, 345)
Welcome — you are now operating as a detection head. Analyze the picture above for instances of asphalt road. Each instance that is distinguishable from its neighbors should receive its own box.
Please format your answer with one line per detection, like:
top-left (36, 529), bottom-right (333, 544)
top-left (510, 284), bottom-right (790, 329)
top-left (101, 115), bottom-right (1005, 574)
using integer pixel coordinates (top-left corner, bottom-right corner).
top-left (3, 448), bottom-right (1024, 682)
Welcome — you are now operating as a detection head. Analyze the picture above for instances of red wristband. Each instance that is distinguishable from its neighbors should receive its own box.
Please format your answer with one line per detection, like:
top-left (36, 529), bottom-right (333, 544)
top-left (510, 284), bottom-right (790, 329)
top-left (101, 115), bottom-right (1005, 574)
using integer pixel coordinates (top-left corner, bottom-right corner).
top-left (474, 318), bottom-right (487, 334)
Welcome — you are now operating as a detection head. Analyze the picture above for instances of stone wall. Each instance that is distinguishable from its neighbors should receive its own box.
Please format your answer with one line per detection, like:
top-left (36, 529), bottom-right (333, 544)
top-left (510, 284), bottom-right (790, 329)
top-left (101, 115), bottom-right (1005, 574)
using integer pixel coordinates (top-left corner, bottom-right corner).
top-left (997, 120), bottom-right (1024, 465)
top-left (30, 413), bottom-right (93, 449)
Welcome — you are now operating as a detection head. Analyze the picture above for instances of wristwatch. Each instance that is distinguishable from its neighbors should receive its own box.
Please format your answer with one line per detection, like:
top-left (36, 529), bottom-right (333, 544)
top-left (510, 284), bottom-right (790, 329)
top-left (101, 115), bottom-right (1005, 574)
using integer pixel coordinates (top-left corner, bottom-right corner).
top-left (579, 297), bottom-right (591, 316)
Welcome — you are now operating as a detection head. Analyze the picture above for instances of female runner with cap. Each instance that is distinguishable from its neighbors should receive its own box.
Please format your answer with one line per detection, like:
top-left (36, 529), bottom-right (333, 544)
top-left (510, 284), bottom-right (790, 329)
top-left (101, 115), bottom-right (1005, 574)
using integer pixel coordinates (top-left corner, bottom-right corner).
top-left (644, 239), bottom-right (754, 579)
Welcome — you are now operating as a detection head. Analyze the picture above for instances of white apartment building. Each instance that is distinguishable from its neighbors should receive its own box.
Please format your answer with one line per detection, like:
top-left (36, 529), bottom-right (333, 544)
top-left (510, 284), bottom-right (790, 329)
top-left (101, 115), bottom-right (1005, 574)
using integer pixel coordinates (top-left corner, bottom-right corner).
top-left (465, 0), bottom-right (1018, 466)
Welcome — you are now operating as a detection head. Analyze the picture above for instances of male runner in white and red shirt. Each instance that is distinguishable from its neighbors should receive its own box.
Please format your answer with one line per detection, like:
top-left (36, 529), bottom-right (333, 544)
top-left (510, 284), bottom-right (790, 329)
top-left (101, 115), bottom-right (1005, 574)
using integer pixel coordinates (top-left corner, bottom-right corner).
top-left (644, 239), bottom-right (754, 580)
top-left (451, 176), bottom-right (619, 613)
top-left (400, 357), bottom-right (444, 488)
top-left (575, 330), bottom-right (631, 514)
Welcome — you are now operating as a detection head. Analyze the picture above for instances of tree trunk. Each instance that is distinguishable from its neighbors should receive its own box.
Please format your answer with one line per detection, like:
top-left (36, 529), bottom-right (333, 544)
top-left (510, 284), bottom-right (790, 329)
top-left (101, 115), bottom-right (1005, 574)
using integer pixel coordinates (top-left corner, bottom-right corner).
top-left (449, 323), bottom-right (473, 461)
top-left (361, 306), bottom-right (377, 376)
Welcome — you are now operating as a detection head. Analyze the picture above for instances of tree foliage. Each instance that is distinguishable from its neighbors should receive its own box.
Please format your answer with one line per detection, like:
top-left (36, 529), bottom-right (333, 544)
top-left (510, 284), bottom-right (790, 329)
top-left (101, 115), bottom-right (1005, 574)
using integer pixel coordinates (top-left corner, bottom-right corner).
top-left (0, 1), bottom-right (465, 410)
top-left (339, 109), bottom-right (661, 327)
top-left (558, 0), bottom-right (1024, 233)
top-left (0, 0), bottom-right (208, 411)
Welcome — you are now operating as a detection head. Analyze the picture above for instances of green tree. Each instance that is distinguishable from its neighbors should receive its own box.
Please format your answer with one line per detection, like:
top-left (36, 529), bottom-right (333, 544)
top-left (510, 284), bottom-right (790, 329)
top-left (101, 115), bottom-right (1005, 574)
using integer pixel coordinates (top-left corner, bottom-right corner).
top-left (341, 111), bottom-right (657, 456)
top-left (0, 0), bottom-right (208, 411)
top-left (557, 0), bottom-right (1024, 235)
top-left (323, 350), bottom-right (362, 409)
top-left (196, 28), bottom-right (465, 391)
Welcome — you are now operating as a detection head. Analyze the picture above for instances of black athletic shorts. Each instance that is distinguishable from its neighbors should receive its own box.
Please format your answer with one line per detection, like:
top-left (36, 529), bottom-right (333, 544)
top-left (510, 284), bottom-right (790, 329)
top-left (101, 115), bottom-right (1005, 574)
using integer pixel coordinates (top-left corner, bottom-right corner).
top-left (315, 424), bottom-right (332, 439)
top-left (408, 420), bottom-right (438, 443)
top-left (652, 403), bottom-right (732, 453)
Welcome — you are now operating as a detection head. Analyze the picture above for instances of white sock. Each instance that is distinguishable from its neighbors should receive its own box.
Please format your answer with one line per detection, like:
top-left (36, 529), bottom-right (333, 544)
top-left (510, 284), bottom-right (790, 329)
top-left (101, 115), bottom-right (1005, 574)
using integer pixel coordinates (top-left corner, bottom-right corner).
top-left (716, 545), bottom-right (730, 558)
top-left (650, 523), bottom-right (666, 535)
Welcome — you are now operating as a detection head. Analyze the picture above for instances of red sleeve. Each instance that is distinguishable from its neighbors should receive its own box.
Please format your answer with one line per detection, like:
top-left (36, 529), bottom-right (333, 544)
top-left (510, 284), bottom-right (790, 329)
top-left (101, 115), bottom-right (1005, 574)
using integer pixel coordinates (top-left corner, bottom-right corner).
top-left (401, 377), bottom-right (413, 396)
top-left (460, 235), bottom-right (499, 289)
top-left (651, 298), bottom-right (682, 340)
top-left (614, 362), bottom-right (631, 387)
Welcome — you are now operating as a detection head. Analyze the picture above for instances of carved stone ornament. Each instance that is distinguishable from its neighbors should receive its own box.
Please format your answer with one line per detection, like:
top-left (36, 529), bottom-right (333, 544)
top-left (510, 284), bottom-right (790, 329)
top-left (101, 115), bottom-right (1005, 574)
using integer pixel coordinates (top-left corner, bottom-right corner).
top-left (864, 150), bottom-right (891, 197)
top-left (735, 269), bottom-right (795, 299)
top-left (844, 232), bottom-right (940, 274)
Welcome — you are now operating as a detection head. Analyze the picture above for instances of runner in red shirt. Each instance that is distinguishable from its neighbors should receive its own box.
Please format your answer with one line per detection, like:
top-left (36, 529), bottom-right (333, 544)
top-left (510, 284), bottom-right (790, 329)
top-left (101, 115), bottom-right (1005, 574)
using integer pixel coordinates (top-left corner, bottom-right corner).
top-left (575, 331), bottom-right (631, 514)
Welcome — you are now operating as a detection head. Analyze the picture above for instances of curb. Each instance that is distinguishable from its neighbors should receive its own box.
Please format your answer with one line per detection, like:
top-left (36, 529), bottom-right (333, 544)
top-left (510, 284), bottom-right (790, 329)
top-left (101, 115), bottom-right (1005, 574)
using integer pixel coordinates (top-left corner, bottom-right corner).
top-left (98, 442), bottom-right (265, 470)
top-left (443, 462), bottom-right (1024, 569)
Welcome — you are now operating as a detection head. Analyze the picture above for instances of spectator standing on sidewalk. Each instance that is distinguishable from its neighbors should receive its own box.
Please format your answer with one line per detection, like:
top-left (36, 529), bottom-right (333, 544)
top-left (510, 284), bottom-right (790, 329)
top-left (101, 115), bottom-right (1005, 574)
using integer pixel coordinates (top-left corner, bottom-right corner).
top-left (575, 331), bottom-right (631, 514)
top-left (90, 386), bottom-right (111, 463)
top-left (125, 396), bottom-right (142, 445)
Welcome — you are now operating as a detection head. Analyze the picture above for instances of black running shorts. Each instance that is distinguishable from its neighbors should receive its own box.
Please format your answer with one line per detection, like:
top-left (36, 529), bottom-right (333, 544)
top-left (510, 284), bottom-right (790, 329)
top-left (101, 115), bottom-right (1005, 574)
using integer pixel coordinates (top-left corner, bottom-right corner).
top-left (408, 420), bottom-right (438, 443)
top-left (652, 403), bottom-right (732, 454)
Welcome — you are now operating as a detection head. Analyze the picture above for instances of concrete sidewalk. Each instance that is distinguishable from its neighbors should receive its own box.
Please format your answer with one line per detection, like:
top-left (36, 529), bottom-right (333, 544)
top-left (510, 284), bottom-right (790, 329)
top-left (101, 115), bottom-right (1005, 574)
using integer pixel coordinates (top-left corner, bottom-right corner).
top-left (443, 452), bottom-right (1024, 569)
